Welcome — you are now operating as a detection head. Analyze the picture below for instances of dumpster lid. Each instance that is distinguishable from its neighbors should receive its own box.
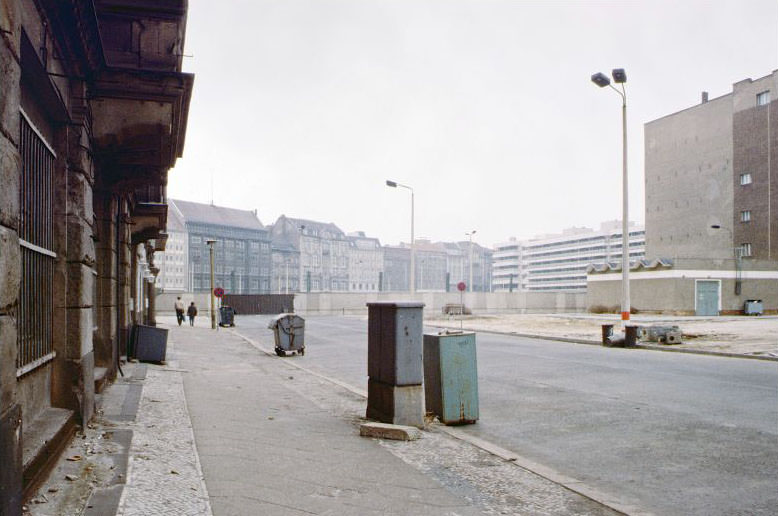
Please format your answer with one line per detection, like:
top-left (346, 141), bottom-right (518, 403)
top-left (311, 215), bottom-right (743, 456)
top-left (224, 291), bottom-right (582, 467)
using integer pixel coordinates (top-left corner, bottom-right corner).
top-left (366, 301), bottom-right (425, 308)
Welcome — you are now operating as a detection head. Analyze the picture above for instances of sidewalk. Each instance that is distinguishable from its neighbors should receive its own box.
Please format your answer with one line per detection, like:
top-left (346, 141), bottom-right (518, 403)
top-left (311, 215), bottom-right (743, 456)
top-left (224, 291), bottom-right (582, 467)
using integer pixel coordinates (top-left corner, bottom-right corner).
top-left (28, 321), bottom-right (620, 515)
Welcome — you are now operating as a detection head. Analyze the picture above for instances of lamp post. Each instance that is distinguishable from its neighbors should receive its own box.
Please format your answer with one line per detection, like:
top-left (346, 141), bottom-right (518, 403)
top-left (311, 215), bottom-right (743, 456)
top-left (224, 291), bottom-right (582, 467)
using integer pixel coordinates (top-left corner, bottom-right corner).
top-left (206, 239), bottom-right (216, 329)
top-left (386, 180), bottom-right (415, 294)
top-left (466, 230), bottom-right (476, 292)
top-left (592, 68), bottom-right (630, 327)
top-left (711, 225), bottom-right (742, 295)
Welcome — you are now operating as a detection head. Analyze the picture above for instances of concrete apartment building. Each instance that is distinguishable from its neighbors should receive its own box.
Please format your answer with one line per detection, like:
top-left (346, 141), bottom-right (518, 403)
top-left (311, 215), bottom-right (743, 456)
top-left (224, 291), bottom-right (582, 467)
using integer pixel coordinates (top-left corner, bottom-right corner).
top-left (270, 216), bottom-right (350, 292)
top-left (492, 222), bottom-right (646, 292)
top-left (382, 245), bottom-right (411, 291)
top-left (347, 232), bottom-right (383, 292)
top-left (588, 71), bottom-right (778, 314)
top-left (0, 1), bottom-right (193, 511)
top-left (172, 200), bottom-right (272, 294)
top-left (156, 202), bottom-right (189, 292)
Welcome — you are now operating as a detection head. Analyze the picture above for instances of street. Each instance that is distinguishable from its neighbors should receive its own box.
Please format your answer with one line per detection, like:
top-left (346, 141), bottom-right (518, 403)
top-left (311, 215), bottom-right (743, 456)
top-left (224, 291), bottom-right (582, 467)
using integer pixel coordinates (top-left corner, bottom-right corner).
top-left (233, 314), bottom-right (778, 516)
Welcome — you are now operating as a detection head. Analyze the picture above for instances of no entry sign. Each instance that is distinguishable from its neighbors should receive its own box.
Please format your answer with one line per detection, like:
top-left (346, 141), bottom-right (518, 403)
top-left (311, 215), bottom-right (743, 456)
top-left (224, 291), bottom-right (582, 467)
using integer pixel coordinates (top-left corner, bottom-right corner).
top-left (457, 281), bottom-right (466, 292)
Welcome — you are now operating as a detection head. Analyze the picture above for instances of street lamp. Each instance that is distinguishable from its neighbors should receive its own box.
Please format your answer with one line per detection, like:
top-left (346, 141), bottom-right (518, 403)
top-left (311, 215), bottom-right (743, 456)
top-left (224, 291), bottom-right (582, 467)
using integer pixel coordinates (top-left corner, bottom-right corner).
top-left (206, 239), bottom-right (216, 329)
top-left (386, 180), bottom-right (415, 294)
top-left (465, 230), bottom-right (476, 292)
top-left (592, 67), bottom-right (630, 327)
top-left (711, 225), bottom-right (742, 295)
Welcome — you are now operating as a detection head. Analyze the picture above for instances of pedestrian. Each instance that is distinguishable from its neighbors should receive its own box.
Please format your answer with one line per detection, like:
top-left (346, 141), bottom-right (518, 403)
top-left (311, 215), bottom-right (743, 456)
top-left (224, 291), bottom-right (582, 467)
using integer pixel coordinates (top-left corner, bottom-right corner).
top-left (187, 301), bottom-right (198, 326)
top-left (174, 296), bottom-right (185, 326)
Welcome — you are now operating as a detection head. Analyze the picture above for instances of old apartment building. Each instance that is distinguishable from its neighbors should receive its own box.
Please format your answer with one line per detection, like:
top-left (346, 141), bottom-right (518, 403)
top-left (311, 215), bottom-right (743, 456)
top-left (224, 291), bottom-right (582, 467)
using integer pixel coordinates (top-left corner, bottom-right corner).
top-left (0, 1), bottom-right (192, 512)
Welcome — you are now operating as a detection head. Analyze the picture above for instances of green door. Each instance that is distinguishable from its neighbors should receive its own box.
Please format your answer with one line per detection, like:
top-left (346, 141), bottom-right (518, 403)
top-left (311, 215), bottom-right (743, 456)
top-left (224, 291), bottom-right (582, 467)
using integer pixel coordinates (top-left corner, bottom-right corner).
top-left (696, 281), bottom-right (719, 316)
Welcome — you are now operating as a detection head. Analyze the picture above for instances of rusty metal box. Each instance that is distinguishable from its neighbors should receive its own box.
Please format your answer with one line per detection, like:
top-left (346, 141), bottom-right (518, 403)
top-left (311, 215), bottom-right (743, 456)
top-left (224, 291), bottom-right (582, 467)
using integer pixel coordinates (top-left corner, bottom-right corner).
top-left (423, 331), bottom-right (479, 425)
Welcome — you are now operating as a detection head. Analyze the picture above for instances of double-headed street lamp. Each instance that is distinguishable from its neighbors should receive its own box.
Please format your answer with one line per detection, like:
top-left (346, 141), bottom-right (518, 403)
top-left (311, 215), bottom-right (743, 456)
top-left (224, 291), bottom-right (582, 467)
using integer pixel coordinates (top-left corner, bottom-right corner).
top-left (386, 180), bottom-right (415, 294)
top-left (466, 230), bottom-right (476, 292)
top-left (591, 67), bottom-right (630, 327)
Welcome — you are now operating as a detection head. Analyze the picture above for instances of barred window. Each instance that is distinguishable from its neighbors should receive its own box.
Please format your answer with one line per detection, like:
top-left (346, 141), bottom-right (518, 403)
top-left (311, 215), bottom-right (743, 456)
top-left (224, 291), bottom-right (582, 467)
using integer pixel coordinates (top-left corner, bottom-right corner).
top-left (17, 110), bottom-right (56, 375)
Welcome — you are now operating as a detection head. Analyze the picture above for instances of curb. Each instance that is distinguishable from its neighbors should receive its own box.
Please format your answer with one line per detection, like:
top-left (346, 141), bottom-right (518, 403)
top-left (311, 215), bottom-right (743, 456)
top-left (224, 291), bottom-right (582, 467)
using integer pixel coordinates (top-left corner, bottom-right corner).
top-left (427, 324), bottom-right (778, 362)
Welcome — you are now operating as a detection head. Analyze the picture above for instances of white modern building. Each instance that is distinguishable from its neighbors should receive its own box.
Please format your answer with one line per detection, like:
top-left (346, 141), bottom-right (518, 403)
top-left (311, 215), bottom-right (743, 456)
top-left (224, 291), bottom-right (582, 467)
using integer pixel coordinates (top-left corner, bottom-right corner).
top-left (492, 221), bottom-right (646, 292)
top-left (155, 203), bottom-right (189, 292)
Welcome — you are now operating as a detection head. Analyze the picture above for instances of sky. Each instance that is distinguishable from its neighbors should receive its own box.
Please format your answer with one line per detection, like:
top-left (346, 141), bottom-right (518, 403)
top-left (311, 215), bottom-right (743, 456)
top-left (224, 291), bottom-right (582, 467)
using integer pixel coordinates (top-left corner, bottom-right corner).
top-left (167, 0), bottom-right (778, 248)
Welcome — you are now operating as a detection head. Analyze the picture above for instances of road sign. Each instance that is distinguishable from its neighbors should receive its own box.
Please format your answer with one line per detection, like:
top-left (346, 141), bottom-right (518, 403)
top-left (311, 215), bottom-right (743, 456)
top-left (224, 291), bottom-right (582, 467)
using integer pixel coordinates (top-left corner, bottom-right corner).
top-left (457, 281), bottom-right (466, 292)
top-left (213, 287), bottom-right (225, 298)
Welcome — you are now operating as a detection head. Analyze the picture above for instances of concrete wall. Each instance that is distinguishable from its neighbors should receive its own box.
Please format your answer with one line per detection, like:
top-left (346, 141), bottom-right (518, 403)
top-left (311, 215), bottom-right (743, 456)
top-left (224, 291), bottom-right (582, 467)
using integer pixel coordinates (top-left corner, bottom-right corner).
top-left (644, 93), bottom-right (734, 261)
top-left (156, 291), bottom-right (586, 316)
top-left (587, 263), bottom-right (778, 314)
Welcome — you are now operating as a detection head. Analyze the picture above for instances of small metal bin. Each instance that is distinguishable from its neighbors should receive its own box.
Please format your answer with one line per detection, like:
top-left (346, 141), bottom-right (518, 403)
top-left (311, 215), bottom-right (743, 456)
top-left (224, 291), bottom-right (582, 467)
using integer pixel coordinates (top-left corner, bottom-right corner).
top-left (268, 313), bottom-right (305, 356)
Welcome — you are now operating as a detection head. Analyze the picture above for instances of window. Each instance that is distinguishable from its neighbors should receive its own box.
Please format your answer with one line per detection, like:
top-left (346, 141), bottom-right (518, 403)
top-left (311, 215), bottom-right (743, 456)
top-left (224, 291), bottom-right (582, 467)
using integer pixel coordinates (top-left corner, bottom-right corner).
top-left (740, 243), bottom-right (752, 257)
top-left (191, 236), bottom-right (201, 244)
top-left (757, 91), bottom-right (770, 106)
top-left (740, 210), bottom-right (751, 222)
top-left (17, 112), bottom-right (56, 375)
top-left (740, 173), bottom-right (752, 185)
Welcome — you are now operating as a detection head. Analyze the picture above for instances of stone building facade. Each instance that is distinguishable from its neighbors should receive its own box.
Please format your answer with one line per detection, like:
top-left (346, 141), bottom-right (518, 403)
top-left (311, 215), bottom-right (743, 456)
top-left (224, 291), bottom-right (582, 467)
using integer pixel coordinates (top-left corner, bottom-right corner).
top-left (270, 215), bottom-right (350, 292)
top-left (347, 232), bottom-right (383, 292)
top-left (0, 1), bottom-right (192, 512)
top-left (170, 200), bottom-right (272, 294)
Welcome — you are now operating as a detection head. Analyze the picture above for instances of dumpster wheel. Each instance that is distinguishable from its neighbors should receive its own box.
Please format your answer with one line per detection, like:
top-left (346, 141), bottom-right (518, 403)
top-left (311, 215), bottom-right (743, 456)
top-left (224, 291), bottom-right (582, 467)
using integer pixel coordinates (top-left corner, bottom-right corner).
top-left (299, 348), bottom-right (305, 356)
top-left (275, 348), bottom-right (286, 357)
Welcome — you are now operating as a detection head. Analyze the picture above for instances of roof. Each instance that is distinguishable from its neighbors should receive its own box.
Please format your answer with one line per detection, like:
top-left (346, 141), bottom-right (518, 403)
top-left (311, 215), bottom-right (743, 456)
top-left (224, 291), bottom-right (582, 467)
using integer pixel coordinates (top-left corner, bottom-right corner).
top-left (587, 258), bottom-right (674, 274)
top-left (171, 199), bottom-right (264, 231)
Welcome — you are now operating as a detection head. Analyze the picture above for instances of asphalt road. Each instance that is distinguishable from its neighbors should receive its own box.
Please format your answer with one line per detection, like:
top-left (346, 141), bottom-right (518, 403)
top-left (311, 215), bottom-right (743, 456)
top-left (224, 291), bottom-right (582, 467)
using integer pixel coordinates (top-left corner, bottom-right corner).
top-left (236, 314), bottom-right (778, 516)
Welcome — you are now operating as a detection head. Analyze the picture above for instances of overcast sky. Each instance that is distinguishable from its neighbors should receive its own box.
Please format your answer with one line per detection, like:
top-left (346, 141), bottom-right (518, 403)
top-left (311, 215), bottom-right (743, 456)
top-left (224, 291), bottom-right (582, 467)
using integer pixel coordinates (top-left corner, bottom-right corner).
top-left (168, 0), bottom-right (778, 248)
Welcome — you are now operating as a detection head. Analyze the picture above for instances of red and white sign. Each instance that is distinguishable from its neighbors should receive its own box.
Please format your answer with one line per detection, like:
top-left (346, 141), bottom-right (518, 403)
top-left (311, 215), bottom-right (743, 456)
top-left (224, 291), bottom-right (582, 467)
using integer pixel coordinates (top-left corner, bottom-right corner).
top-left (457, 281), bottom-right (467, 292)
top-left (213, 287), bottom-right (225, 298)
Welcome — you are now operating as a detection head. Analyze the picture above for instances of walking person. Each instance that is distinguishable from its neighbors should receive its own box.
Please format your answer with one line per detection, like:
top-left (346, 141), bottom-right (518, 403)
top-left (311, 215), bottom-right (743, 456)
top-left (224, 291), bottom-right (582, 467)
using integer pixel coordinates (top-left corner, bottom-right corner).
top-left (174, 296), bottom-right (185, 326)
top-left (187, 301), bottom-right (198, 326)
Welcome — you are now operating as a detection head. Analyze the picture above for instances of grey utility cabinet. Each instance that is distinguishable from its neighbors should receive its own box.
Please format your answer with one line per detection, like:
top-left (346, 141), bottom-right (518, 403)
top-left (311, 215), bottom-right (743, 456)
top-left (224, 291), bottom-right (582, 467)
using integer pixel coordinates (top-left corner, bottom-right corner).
top-left (367, 302), bottom-right (424, 386)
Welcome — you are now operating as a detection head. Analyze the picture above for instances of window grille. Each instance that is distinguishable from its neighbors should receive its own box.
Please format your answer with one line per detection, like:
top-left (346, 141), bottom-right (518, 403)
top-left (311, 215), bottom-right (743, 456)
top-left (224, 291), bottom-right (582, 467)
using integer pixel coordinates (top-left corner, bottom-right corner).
top-left (17, 111), bottom-right (56, 376)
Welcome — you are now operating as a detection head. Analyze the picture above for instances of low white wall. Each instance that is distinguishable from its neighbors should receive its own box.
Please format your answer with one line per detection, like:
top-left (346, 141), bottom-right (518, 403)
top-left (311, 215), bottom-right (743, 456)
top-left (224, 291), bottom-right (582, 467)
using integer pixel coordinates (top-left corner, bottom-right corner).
top-left (155, 291), bottom-right (586, 316)
top-left (294, 291), bottom-right (585, 315)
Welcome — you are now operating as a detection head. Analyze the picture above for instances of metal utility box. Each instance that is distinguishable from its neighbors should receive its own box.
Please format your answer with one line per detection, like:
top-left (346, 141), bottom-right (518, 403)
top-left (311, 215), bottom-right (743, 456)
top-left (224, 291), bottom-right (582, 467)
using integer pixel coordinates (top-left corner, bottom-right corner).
top-left (268, 313), bottom-right (305, 356)
top-left (367, 302), bottom-right (425, 386)
top-left (423, 331), bottom-right (479, 425)
top-left (131, 324), bottom-right (168, 363)
top-left (744, 300), bottom-right (763, 316)
top-left (219, 306), bottom-right (235, 327)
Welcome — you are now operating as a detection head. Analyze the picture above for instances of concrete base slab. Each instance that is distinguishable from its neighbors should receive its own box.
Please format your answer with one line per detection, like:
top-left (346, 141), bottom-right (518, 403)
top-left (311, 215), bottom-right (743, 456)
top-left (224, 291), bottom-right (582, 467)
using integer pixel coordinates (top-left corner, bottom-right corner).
top-left (360, 422), bottom-right (422, 441)
top-left (366, 379), bottom-right (424, 428)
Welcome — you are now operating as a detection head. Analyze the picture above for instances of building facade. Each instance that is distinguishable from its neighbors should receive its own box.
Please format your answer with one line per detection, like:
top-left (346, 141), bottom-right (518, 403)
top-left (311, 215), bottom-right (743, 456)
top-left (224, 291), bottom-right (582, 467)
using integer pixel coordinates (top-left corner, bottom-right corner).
top-left (0, 1), bottom-right (192, 511)
top-left (270, 216), bottom-right (350, 292)
top-left (590, 72), bottom-right (778, 314)
top-left (347, 232), bottom-right (383, 292)
top-left (171, 200), bottom-right (272, 294)
top-left (492, 222), bottom-right (645, 292)
top-left (156, 202), bottom-right (189, 292)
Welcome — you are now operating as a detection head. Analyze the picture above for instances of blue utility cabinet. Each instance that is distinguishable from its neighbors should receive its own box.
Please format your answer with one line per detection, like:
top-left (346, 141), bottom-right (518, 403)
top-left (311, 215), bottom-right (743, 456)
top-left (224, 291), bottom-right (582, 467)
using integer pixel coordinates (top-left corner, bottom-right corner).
top-left (423, 331), bottom-right (479, 425)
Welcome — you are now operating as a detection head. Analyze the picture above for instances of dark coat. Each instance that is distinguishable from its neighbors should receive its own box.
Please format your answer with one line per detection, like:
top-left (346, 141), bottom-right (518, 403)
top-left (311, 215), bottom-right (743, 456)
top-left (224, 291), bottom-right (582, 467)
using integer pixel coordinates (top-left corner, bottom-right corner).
top-left (187, 305), bottom-right (198, 317)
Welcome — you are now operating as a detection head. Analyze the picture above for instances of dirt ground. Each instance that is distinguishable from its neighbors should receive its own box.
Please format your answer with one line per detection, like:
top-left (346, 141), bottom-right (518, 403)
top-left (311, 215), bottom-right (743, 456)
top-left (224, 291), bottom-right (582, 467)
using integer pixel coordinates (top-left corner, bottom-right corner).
top-left (425, 313), bottom-right (778, 358)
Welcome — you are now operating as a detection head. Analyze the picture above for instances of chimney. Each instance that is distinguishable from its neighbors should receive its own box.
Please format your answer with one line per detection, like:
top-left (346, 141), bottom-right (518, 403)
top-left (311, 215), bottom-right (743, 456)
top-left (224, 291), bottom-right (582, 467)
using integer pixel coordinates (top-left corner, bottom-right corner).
top-left (701, 91), bottom-right (709, 103)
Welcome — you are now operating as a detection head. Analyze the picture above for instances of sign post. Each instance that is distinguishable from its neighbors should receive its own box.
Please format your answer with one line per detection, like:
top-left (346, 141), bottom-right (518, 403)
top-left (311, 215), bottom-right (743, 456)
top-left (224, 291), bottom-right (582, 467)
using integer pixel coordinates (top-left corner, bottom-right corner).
top-left (457, 281), bottom-right (466, 330)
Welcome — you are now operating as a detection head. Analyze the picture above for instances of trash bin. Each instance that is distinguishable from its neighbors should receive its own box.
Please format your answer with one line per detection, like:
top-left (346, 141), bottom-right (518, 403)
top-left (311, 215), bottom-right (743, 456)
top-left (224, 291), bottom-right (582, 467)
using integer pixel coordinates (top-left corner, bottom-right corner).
top-left (131, 324), bottom-right (168, 363)
top-left (268, 313), bottom-right (305, 356)
top-left (424, 331), bottom-right (479, 425)
top-left (601, 324), bottom-right (614, 345)
top-left (624, 325), bottom-right (638, 347)
top-left (219, 306), bottom-right (235, 327)
top-left (744, 300), bottom-right (763, 316)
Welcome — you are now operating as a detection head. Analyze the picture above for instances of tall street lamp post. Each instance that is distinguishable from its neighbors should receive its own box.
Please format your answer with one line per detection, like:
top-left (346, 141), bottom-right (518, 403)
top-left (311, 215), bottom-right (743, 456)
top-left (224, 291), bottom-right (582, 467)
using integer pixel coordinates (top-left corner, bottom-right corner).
top-left (206, 239), bottom-right (216, 329)
top-left (592, 68), bottom-right (630, 327)
top-left (466, 230), bottom-right (476, 292)
top-left (386, 180), bottom-right (415, 294)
